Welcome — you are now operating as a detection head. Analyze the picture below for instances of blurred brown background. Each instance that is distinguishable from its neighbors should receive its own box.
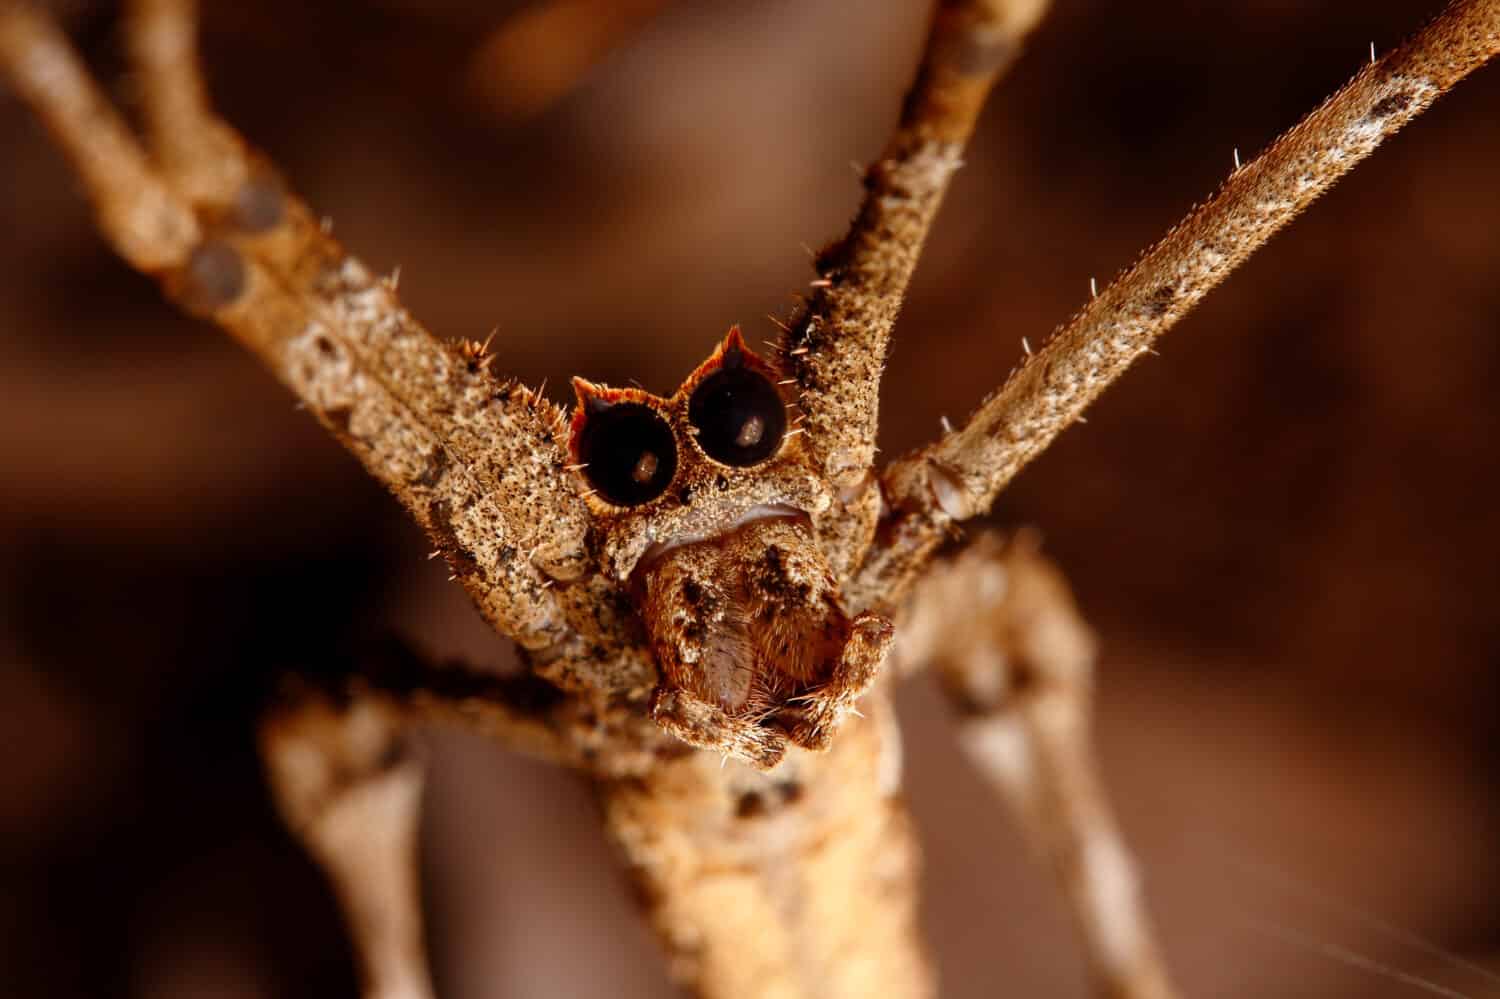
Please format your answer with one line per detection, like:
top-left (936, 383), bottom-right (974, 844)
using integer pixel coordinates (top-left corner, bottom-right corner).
top-left (3, 1), bottom-right (1498, 995)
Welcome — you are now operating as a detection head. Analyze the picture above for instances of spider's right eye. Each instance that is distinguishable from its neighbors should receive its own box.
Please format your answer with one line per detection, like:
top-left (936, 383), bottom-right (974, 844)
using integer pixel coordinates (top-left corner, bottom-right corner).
top-left (575, 402), bottom-right (678, 506)
top-left (687, 364), bottom-right (786, 468)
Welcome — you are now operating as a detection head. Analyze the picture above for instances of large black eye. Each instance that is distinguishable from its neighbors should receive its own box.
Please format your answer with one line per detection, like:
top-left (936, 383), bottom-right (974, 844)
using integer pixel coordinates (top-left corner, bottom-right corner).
top-left (576, 402), bottom-right (677, 506)
top-left (688, 364), bottom-right (787, 467)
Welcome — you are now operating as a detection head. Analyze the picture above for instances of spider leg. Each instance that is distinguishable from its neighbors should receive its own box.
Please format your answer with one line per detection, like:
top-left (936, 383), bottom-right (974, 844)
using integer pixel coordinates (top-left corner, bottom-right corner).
top-left (877, 0), bottom-right (1500, 577)
top-left (780, 0), bottom-right (1049, 578)
top-left (0, 4), bottom-right (654, 691)
top-left (259, 638), bottom-right (667, 998)
top-left (261, 686), bottom-right (435, 999)
top-left (896, 532), bottom-right (1175, 999)
top-left (126, 0), bottom-right (249, 208)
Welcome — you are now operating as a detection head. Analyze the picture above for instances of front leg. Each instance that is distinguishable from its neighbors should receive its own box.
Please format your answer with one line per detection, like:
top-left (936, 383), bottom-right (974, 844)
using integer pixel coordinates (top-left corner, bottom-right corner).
top-left (878, 0), bottom-right (1500, 569)
top-left (261, 686), bottom-right (433, 999)
top-left (0, 2), bottom-right (654, 688)
top-left (260, 638), bottom-right (666, 999)
top-left (898, 532), bottom-right (1175, 999)
top-left (780, 0), bottom-right (1051, 579)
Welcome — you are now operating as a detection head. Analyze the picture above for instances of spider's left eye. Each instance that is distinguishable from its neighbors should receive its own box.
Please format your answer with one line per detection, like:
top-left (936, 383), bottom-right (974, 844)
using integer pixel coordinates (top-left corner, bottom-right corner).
top-left (575, 402), bottom-right (678, 506)
top-left (687, 363), bottom-right (787, 467)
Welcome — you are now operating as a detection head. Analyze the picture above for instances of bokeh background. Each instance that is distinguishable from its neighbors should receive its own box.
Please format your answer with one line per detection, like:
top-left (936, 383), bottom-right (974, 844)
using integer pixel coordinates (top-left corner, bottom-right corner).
top-left (3, 0), bottom-right (1499, 995)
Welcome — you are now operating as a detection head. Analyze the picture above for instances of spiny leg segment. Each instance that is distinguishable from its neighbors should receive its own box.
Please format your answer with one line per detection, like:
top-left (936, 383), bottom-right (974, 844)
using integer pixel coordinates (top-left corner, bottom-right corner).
top-left (0, 0), bottom-right (647, 682)
top-left (780, 0), bottom-right (1050, 581)
top-left (259, 638), bottom-right (628, 999)
top-left (877, 0), bottom-right (1500, 570)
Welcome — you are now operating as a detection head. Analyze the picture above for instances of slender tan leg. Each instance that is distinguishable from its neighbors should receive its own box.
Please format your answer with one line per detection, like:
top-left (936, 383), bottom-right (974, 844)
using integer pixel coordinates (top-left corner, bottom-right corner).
top-left (0, 3), bottom-right (645, 674)
top-left (126, 0), bottom-right (247, 207)
top-left (878, 0), bottom-right (1500, 566)
top-left (779, 0), bottom-right (1051, 579)
top-left (262, 686), bottom-right (435, 999)
top-left (898, 533), bottom-right (1175, 999)
top-left (258, 638), bottom-right (637, 999)
top-left (123, 0), bottom-right (663, 697)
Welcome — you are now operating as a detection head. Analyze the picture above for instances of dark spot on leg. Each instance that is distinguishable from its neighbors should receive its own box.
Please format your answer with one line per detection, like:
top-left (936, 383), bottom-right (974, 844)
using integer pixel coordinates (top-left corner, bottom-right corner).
top-left (1008, 659), bottom-right (1041, 701)
top-left (177, 239), bottom-right (245, 315)
top-left (233, 173), bottom-right (286, 232)
top-left (735, 791), bottom-right (767, 819)
top-left (427, 498), bottom-right (453, 537)
top-left (427, 498), bottom-right (476, 573)
top-left (1366, 91), bottom-right (1414, 122)
top-left (314, 335), bottom-right (337, 357)
top-left (1145, 283), bottom-right (1176, 318)
top-left (414, 447), bottom-right (449, 488)
top-left (812, 239), bottom-right (853, 285)
top-left (324, 405), bottom-right (353, 435)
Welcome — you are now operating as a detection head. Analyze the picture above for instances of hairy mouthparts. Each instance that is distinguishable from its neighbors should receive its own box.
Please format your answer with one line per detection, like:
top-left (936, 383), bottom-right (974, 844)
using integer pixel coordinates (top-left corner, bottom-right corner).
top-left (638, 511), bottom-right (891, 768)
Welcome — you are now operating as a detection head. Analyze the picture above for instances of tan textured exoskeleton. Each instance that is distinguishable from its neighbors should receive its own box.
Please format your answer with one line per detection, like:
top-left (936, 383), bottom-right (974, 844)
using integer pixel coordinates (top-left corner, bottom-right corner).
top-left (2, 0), bottom-right (1496, 997)
top-left (573, 327), bottom-right (894, 768)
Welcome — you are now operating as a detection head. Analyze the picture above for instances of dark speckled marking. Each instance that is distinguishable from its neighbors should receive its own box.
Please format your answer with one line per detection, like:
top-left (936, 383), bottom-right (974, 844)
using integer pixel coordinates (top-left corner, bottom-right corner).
top-left (325, 405), bottom-right (353, 435)
top-left (178, 240), bottom-right (245, 314)
top-left (735, 791), bottom-right (767, 819)
top-left (233, 174), bottom-right (286, 232)
top-left (1145, 284), bottom-right (1176, 318)
top-left (415, 447), bottom-right (450, 488)
top-left (1366, 91), bottom-right (1415, 121)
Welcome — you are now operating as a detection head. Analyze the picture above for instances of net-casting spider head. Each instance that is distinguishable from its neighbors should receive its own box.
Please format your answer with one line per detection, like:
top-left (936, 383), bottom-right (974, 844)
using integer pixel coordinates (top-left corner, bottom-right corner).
top-left (569, 327), bottom-right (892, 769)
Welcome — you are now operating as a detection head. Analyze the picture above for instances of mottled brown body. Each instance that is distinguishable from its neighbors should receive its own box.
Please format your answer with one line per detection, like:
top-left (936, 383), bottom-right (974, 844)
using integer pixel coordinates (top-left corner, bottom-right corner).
top-left (640, 514), bottom-right (891, 767)
top-left (602, 689), bottom-right (931, 999)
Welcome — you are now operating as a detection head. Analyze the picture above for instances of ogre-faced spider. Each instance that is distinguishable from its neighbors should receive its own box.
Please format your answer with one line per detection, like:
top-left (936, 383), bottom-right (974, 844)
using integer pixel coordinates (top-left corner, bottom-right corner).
top-left (3, 0), bottom-right (1495, 996)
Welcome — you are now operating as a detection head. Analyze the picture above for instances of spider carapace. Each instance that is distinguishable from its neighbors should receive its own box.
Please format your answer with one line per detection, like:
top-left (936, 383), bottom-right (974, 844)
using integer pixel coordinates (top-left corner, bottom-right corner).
top-left (569, 327), bottom-right (891, 768)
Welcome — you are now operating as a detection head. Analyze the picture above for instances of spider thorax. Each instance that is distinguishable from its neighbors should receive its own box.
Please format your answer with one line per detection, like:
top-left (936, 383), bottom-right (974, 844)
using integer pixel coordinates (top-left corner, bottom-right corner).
top-left (569, 328), bottom-right (892, 769)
